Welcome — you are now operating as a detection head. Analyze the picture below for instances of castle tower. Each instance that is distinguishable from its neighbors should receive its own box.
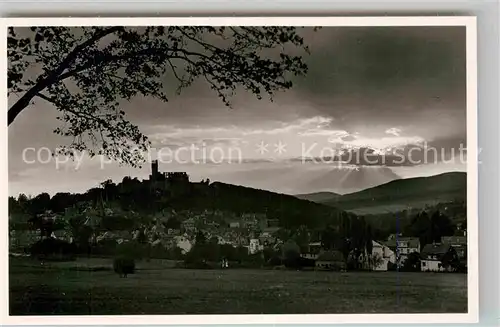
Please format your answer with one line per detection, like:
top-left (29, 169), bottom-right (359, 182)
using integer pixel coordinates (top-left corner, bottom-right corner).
top-left (152, 160), bottom-right (159, 176)
top-left (150, 160), bottom-right (159, 182)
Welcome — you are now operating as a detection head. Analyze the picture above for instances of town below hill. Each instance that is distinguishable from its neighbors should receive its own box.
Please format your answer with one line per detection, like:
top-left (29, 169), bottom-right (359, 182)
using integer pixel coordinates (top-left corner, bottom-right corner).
top-left (8, 162), bottom-right (467, 273)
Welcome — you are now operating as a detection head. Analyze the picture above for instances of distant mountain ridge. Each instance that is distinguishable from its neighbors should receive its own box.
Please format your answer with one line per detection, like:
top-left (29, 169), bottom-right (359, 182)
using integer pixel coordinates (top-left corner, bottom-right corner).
top-left (211, 164), bottom-right (401, 195)
top-left (296, 172), bottom-right (466, 214)
top-left (294, 192), bottom-right (340, 202)
top-left (301, 165), bottom-right (401, 195)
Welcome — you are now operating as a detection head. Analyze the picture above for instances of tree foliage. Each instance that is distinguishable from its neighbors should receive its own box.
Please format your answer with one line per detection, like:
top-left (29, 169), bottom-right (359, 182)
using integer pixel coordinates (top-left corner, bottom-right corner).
top-left (290, 225), bottom-right (310, 252)
top-left (195, 230), bottom-right (207, 245)
top-left (401, 251), bottom-right (421, 272)
top-left (320, 225), bottom-right (338, 251)
top-left (28, 192), bottom-right (51, 215)
top-left (8, 26), bottom-right (310, 166)
top-left (281, 239), bottom-right (301, 268)
top-left (319, 213), bottom-right (376, 269)
top-left (406, 210), bottom-right (455, 248)
top-left (440, 247), bottom-right (460, 271)
top-left (365, 224), bottom-right (373, 257)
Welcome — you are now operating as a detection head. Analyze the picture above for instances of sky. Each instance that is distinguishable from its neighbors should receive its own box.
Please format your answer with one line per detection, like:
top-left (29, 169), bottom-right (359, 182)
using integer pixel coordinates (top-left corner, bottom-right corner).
top-left (8, 26), bottom-right (468, 197)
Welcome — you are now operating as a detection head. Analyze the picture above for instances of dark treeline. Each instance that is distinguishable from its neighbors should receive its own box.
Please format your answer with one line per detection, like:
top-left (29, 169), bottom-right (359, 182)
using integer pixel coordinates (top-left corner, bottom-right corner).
top-left (9, 176), bottom-right (349, 231)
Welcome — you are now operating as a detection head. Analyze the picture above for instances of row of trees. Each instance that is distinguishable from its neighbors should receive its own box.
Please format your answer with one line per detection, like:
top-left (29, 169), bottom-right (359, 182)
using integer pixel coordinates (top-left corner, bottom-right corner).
top-left (403, 209), bottom-right (455, 248)
top-left (363, 201), bottom-right (465, 242)
top-left (8, 176), bottom-right (169, 219)
top-left (320, 214), bottom-right (374, 268)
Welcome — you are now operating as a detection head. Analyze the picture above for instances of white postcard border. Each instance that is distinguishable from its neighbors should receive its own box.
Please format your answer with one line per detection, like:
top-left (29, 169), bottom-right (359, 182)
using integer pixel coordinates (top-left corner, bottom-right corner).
top-left (0, 16), bottom-right (478, 325)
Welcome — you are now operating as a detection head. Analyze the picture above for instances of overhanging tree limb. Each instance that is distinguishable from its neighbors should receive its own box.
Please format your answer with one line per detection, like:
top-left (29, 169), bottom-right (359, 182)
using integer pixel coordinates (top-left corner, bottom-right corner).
top-left (8, 26), bottom-right (311, 166)
top-left (8, 26), bottom-right (123, 125)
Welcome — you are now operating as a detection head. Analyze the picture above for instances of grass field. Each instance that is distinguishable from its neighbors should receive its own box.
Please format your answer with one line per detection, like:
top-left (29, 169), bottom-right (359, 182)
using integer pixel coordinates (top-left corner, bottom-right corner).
top-left (9, 257), bottom-right (467, 315)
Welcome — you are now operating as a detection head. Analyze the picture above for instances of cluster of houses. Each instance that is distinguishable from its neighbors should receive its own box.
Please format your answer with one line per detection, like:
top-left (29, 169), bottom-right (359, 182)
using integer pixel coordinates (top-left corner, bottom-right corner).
top-left (298, 235), bottom-right (467, 272)
top-left (9, 203), bottom-right (284, 255)
top-left (381, 235), bottom-right (467, 272)
top-left (299, 240), bottom-right (395, 272)
top-left (9, 204), bottom-right (468, 273)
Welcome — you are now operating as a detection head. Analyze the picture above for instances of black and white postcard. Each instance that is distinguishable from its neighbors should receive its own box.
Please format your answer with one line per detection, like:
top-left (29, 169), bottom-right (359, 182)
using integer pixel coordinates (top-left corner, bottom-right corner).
top-left (1, 17), bottom-right (478, 324)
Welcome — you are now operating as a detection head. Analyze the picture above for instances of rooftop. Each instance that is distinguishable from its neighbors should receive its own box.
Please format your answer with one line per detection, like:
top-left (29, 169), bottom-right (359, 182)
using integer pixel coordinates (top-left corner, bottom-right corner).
top-left (262, 226), bottom-right (280, 233)
top-left (420, 243), bottom-right (454, 258)
top-left (397, 237), bottom-right (420, 247)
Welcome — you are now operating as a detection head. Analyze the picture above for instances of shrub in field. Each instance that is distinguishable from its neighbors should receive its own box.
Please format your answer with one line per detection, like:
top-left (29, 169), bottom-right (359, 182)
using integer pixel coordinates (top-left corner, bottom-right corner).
top-left (29, 238), bottom-right (77, 261)
top-left (113, 257), bottom-right (135, 277)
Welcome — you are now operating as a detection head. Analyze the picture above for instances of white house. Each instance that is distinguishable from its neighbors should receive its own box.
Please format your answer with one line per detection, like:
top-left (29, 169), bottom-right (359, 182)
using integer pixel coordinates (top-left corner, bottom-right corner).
top-left (173, 235), bottom-right (192, 254)
top-left (420, 243), bottom-right (458, 272)
top-left (249, 238), bottom-right (263, 254)
top-left (396, 237), bottom-right (420, 262)
top-left (385, 237), bottom-right (420, 267)
top-left (370, 240), bottom-right (396, 271)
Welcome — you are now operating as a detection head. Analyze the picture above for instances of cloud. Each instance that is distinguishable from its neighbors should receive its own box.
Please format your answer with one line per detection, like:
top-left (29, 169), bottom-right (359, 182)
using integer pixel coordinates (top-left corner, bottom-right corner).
top-left (293, 146), bottom-right (419, 167)
top-left (148, 134), bottom-right (243, 150)
top-left (387, 136), bottom-right (467, 166)
top-left (290, 133), bottom-right (467, 168)
top-left (244, 116), bottom-right (335, 136)
top-left (326, 133), bottom-right (425, 152)
top-left (385, 127), bottom-right (402, 137)
top-left (325, 131), bottom-right (356, 143)
top-left (340, 134), bottom-right (357, 142)
top-left (145, 116), bottom-right (341, 150)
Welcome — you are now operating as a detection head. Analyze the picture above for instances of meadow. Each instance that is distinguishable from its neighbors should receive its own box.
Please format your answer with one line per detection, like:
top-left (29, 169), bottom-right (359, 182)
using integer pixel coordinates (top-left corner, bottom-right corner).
top-left (9, 257), bottom-right (467, 315)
